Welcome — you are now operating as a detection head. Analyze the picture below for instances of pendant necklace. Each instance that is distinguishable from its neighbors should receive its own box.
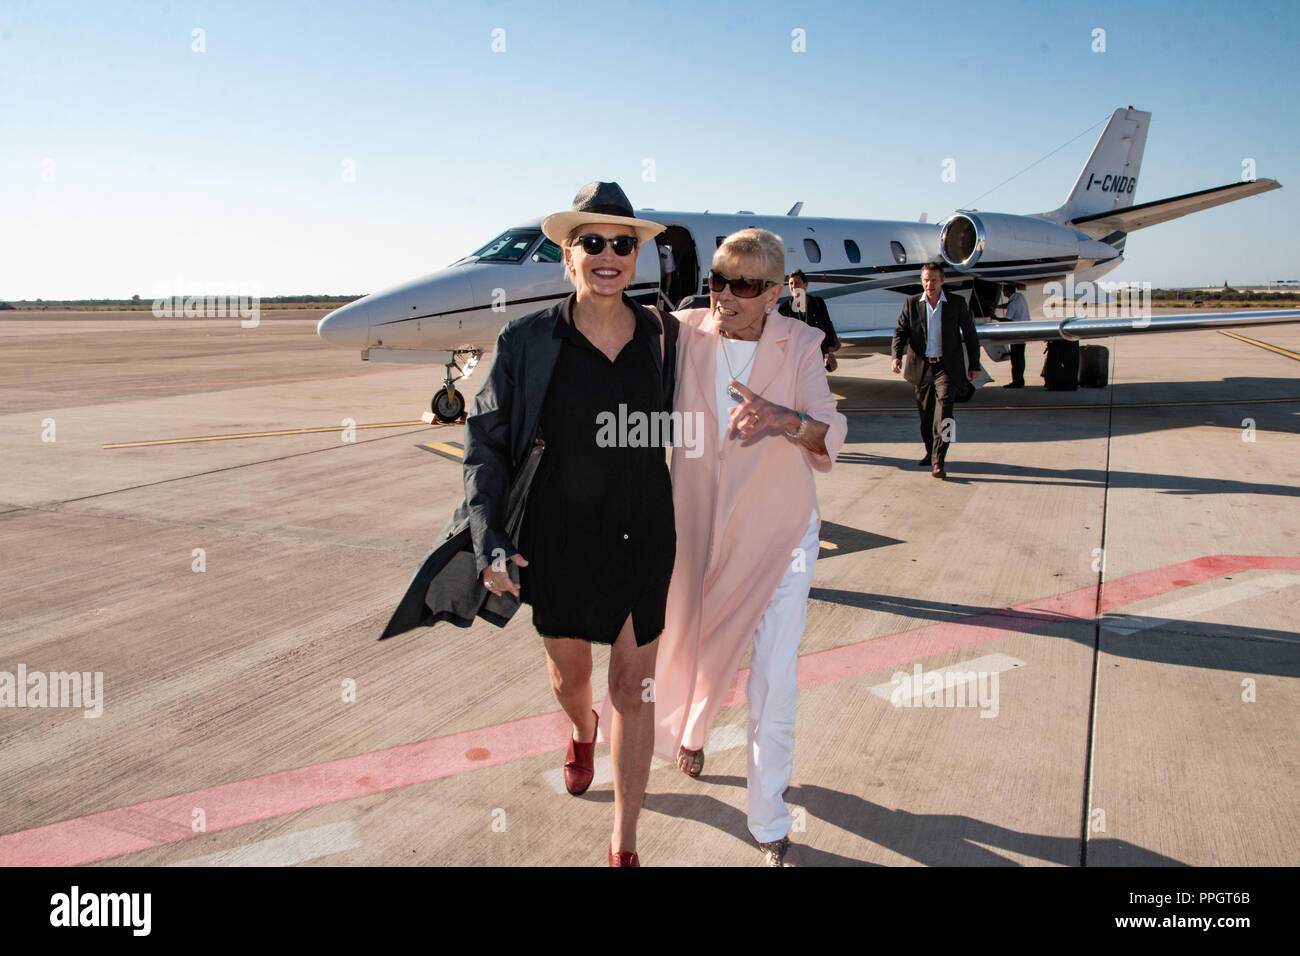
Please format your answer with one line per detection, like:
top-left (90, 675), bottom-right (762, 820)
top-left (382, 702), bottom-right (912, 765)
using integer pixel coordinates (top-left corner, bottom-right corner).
top-left (721, 335), bottom-right (757, 402)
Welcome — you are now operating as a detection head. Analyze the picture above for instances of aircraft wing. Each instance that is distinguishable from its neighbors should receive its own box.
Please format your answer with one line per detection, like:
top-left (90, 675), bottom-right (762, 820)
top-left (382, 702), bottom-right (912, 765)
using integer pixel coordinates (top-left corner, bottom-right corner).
top-left (837, 309), bottom-right (1300, 347)
top-left (1069, 179), bottom-right (1280, 236)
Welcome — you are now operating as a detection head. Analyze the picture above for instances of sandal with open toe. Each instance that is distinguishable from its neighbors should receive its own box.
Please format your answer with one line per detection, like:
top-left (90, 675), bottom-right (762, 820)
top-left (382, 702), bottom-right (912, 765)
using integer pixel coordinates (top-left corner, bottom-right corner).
top-left (677, 745), bottom-right (704, 778)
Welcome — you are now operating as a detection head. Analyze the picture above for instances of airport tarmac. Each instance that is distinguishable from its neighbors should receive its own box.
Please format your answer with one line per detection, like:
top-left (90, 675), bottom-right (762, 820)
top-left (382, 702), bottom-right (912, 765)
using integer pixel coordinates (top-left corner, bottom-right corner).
top-left (0, 310), bottom-right (1296, 867)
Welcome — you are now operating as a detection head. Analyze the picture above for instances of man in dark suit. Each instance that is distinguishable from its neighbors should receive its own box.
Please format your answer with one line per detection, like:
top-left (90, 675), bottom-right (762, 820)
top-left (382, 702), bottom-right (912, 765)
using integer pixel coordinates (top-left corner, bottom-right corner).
top-left (778, 270), bottom-right (840, 371)
top-left (890, 261), bottom-right (981, 479)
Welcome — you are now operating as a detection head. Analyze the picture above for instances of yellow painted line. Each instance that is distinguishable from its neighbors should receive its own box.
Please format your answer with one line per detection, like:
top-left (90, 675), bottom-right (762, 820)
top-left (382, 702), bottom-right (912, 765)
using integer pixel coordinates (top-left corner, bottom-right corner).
top-left (819, 540), bottom-right (837, 551)
top-left (102, 397), bottom-right (1300, 448)
top-left (104, 420), bottom-right (430, 449)
top-left (420, 442), bottom-right (466, 461)
top-left (1218, 330), bottom-right (1300, 361)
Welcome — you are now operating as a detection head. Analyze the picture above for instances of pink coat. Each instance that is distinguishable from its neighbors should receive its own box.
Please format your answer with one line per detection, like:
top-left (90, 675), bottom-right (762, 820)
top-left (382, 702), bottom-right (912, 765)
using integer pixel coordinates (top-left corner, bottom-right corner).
top-left (651, 307), bottom-right (847, 761)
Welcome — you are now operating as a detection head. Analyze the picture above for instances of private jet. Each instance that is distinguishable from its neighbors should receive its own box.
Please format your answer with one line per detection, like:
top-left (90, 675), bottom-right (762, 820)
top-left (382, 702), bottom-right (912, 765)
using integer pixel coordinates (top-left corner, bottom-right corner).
top-left (317, 107), bottom-right (1300, 421)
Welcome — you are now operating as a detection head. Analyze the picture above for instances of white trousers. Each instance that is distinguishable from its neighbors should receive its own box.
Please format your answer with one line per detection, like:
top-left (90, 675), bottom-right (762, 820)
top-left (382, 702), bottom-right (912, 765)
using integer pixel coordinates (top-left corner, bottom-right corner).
top-left (746, 508), bottom-right (819, 843)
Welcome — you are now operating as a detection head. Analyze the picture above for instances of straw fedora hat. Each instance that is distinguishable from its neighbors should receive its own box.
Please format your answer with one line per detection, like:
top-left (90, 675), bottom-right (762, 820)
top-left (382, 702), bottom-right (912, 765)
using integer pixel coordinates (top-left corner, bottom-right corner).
top-left (541, 181), bottom-right (665, 246)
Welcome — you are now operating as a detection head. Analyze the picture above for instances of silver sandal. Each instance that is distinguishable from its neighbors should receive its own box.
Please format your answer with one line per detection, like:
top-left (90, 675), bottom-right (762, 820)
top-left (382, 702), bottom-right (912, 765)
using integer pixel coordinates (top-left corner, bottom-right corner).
top-left (758, 835), bottom-right (803, 867)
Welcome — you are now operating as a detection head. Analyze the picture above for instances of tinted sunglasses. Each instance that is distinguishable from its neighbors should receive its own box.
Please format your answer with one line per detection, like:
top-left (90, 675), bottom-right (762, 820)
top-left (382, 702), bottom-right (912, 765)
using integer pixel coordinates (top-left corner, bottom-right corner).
top-left (572, 234), bottom-right (639, 256)
top-left (708, 272), bottom-right (778, 298)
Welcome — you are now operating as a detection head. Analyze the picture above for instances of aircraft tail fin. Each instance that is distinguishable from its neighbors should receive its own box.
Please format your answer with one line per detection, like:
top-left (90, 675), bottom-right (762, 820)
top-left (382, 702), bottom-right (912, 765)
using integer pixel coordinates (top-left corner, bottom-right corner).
top-left (1042, 107), bottom-right (1150, 224)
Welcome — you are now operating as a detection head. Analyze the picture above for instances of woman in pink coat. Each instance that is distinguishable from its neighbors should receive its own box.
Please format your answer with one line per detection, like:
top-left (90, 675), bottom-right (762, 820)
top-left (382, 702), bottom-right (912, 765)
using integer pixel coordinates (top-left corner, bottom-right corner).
top-left (655, 228), bottom-right (847, 866)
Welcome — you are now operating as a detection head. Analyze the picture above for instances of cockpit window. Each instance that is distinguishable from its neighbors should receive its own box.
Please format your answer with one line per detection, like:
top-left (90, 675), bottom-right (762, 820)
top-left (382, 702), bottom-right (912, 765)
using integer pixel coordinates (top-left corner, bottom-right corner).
top-left (532, 239), bottom-right (563, 263)
top-left (472, 229), bottom-right (542, 263)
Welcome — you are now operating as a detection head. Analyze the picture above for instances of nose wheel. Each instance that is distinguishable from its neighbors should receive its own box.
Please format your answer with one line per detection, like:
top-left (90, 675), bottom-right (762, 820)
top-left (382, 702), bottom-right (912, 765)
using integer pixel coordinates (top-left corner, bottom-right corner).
top-left (432, 386), bottom-right (465, 423)
top-left (431, 349), bottom-right (480, 423)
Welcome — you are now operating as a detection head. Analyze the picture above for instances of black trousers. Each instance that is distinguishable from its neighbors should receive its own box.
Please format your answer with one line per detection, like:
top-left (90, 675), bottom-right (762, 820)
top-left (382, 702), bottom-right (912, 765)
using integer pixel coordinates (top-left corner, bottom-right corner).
top-left (915, 362), bottom-right (954, 464)
top-left (1009, 343), bottom-right (1026, 385)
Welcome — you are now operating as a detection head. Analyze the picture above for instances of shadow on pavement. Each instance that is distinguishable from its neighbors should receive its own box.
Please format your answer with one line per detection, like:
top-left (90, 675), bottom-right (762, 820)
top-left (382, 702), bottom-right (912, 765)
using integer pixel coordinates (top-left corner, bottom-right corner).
top-left (836, 451), bottom-right (1300, 498)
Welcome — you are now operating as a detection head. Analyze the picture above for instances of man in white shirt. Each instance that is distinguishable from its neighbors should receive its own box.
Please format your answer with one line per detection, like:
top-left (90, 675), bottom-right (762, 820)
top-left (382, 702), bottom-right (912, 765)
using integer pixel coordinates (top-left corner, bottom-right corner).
top-left (890, 262), bottom-right (981, 478)
top-left (659, 244), bottom-right (677, 295)
top-left (1000, 283), bottom-right (1030, 388)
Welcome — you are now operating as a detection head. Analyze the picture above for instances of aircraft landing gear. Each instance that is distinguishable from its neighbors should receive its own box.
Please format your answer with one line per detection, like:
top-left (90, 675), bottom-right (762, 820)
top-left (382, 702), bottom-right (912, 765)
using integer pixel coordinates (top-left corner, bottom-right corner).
top-left (431, 349), bottom-right (480, 423)
top-left (432, 386), bottom-right (464, 423)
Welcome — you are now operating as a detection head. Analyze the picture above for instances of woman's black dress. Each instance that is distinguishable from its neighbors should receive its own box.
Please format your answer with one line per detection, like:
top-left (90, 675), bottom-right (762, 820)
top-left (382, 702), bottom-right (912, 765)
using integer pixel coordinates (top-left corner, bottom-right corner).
top-left (517, 307), bottom-right (675, 647)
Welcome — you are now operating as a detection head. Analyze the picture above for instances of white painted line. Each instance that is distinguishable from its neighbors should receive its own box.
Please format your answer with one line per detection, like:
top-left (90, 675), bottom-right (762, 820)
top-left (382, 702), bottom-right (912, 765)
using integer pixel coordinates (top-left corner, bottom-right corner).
top-left (868, 653), bottom-right (1025, 706)
top-left (541, 723), bottom-right (748, 793)
top-left (701, 721), bottom-right (748, 754)
top-left (168, 821), bottom-right (362, 867)
top-left (1102, 574), bottom-right (1300, 636)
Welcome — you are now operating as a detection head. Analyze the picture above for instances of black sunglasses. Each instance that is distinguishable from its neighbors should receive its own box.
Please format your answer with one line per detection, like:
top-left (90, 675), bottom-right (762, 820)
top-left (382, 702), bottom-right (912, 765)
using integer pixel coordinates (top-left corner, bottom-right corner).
top-left (708, 272), bottom-right (778, 298)
top-left (572, 234), bottom-right (639, 256)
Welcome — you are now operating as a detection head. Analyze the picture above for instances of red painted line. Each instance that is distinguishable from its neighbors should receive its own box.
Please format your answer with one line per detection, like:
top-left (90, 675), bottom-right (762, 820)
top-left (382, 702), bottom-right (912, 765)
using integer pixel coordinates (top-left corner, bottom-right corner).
top-left (715, 584), bottom-right (1102, 710)
top-left (0, 709), bottom-right (572, 867)
top-left (1099, 554), bottom-right (1300, 612)
top-left (0, 364), bottom-right (442, 397)
top-left (1, 554), bottom-right (1295, 866)
top-left (794, 598), bottom-right (1093, 700)
top-left (782, 553), bottom-right (1300, 707)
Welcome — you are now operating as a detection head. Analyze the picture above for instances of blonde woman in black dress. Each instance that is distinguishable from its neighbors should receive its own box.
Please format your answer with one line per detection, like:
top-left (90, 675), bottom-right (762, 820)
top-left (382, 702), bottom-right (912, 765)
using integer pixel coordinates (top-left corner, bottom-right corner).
top-left (476, 183), bottom-right (676, 866)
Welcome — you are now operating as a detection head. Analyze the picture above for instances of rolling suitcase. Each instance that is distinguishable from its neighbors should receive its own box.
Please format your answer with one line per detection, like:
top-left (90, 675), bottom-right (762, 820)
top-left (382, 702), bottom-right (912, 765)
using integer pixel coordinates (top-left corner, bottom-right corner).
top-left (1042, 340), bottom-right (1080, 390)
top-left (1079, 344), bottom-right (1109, 387)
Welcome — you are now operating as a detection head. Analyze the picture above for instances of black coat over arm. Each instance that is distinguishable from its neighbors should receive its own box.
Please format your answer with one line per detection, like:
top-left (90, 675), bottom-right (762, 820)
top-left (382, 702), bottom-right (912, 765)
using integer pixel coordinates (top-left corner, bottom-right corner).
top-left (379, 295), bottom-right (677, 639)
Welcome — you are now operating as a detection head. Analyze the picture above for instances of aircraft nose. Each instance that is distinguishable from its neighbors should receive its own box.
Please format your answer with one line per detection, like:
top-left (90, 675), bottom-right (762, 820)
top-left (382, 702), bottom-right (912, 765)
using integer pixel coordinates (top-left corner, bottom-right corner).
top-left (317, 299), bottom-right (372, 347)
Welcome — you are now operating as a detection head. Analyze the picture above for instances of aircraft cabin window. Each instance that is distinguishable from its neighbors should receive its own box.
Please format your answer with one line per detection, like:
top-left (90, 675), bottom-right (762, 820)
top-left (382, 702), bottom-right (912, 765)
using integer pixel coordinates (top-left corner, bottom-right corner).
top-left (472, 229), bottom-right (542, 263)
top-left (532, 239), bottom-right (563, 263)
top-left (804, 238), bottom-right (821, 263)
top-left (890, 241), bottom-right (907, 264)
top-left (844, 239), bottom-right (861, 263)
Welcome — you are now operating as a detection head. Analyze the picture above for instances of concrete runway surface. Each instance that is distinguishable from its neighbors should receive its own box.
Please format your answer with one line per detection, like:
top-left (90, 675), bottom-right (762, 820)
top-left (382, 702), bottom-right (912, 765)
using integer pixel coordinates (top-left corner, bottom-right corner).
top-left (0, 310), bottom-right (1296, 867)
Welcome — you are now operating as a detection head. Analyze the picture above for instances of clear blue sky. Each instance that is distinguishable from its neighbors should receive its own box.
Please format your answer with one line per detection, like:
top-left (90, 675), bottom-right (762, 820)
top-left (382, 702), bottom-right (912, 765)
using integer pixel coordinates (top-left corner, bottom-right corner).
top-left (2, 0), bottom-right (1297, 299)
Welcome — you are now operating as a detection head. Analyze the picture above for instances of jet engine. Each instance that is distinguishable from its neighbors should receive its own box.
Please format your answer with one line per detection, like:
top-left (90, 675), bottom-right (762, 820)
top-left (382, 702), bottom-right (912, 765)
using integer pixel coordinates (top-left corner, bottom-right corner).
top-left (939, 211), bottom-right (1115, 273)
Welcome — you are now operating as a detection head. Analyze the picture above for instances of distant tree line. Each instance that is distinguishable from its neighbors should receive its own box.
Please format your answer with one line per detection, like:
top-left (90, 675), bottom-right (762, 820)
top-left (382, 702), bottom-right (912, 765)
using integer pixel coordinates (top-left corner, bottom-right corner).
top-left (0, 295), bottom-right (365, 310)
top-left (4, 289), bottom-right (1297, 311)
top-left (1149, 288), bottom-right (1300, 304)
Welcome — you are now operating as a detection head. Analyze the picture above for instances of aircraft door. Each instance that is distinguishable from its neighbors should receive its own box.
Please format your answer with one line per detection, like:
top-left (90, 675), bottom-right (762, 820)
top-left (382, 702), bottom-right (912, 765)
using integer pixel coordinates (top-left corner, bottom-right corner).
top-left (968, 278), bottom-right (1002, 321)
top-left (656, 226), bottom-right (700, 308)
top-left (969, 277), bottom-right (1010, 362)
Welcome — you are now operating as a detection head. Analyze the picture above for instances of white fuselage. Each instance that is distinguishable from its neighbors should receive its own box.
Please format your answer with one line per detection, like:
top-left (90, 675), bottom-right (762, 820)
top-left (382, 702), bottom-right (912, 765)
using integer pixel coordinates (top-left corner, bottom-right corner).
top-left (316, 209), bottom-right (1122, 359)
